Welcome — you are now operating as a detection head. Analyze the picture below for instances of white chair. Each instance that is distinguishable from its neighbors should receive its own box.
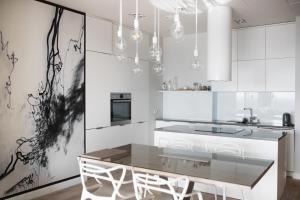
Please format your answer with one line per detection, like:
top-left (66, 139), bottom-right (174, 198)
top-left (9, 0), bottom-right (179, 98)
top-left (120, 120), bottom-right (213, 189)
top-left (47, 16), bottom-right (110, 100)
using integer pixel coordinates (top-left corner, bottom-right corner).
top-left (132, 170), bottom-right (203, 200)
top-left (78, 158), bottom-right (135, 200)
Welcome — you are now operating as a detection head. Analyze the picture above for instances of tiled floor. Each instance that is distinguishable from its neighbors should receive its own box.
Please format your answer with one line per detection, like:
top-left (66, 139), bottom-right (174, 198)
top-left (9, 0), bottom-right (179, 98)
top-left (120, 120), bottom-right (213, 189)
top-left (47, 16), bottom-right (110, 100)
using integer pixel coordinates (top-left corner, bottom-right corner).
top-left (33, 177), bottom-right (300, 200)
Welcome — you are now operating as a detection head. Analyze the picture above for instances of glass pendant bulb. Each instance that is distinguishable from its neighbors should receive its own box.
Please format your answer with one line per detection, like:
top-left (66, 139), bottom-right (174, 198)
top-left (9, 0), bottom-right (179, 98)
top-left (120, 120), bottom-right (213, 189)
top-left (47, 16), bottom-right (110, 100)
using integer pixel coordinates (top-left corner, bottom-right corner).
top-left (149, 35), bottom-right (158, 59)
top-left (131, 19), bottom-right (143, 43)
top-left (116, 27), bottom-right (126, 50)
top-left (153, 61), bottom-right (163, 74)
top-left (131, 0), bottom-right (143, 43)
top-left (133, 41), bottom-right (143, 75)
top-left (170, 10), bottom-right (184, 41)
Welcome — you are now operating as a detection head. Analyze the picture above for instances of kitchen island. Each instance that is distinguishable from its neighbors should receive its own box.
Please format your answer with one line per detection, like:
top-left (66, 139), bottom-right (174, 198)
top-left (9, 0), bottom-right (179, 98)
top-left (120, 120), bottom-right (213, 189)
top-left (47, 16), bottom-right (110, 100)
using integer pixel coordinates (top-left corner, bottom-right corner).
top-left (154, 125), bottom-right (287, 200)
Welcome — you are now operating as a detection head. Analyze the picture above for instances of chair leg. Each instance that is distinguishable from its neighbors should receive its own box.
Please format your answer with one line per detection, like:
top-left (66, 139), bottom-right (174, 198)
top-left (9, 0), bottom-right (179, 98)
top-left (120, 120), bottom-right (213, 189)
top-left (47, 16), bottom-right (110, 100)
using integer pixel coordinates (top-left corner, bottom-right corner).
top-left (222, 186), bottom-right (226, 200)
top-left (81, 191), bottom-right (85, 200)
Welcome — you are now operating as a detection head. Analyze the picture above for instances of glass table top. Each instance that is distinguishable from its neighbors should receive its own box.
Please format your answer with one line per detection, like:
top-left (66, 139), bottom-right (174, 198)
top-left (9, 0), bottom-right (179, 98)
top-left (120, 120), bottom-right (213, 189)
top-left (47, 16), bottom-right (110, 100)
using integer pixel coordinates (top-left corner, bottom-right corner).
top-left (81, 144), bottom-right (274, 189)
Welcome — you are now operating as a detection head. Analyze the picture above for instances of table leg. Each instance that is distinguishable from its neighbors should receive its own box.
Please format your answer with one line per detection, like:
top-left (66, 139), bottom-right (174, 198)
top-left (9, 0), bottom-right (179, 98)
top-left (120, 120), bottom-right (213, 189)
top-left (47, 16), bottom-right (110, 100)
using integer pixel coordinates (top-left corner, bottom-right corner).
top-left (184, 182), bottom-right (195, 200)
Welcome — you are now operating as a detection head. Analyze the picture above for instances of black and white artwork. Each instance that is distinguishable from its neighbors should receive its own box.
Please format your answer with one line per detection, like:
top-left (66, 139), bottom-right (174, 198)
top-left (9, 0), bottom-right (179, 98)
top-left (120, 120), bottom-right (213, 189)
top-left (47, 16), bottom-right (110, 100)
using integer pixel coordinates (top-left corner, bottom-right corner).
top-left (0, 0), bottom-right (85, 198)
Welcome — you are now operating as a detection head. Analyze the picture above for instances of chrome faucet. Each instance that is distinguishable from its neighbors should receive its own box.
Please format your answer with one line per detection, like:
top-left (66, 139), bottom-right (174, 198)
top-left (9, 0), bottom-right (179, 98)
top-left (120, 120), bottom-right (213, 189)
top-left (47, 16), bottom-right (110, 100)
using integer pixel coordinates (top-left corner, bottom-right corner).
top-left (243, 107), bottom-right (259, 124)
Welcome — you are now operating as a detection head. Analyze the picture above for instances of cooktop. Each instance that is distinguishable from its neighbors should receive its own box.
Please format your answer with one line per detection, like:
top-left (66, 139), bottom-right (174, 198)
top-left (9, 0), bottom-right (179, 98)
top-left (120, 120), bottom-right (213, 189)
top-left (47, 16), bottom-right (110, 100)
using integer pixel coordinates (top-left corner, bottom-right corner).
top-left (194, 126), bottom-right (244, 134)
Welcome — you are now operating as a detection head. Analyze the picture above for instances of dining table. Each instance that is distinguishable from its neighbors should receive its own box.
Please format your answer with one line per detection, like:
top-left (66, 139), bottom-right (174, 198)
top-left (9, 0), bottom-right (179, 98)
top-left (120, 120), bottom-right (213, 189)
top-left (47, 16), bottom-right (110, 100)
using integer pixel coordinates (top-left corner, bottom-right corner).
top-left (79, 143), bottom-right (274, 200)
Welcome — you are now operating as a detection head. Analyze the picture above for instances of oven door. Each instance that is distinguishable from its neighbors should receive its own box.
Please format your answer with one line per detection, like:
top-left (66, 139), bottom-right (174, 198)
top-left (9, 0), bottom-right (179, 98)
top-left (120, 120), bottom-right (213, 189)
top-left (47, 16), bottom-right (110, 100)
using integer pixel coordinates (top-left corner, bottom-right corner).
top-left (111, 99), bottom-right (131, 125)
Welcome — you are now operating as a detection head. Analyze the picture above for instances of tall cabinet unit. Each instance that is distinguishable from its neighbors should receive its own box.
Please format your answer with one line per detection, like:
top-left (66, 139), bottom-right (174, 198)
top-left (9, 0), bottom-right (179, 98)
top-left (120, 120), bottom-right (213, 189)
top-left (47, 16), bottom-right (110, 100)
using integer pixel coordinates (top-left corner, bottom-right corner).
top-left (85, 16), bottom-right (152, 153)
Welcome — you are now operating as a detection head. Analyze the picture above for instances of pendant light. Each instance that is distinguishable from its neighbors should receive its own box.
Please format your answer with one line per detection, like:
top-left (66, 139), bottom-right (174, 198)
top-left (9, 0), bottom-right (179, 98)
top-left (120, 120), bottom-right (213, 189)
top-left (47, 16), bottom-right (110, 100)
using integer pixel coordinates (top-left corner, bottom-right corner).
top-left (191, 0), bottom-right (202, 70)
top-left (149, 7), bottom-right (158, 60)
top-left (132, 41), bottom-right (143, 75)
top-left (131, 0), bottom-right (143, 43)
top-left (115, 0), bottom-right (126, 61)
top-left (153, 9), bottom-right (163, 74)
top-left (170, 8), bottom-right (184, 41)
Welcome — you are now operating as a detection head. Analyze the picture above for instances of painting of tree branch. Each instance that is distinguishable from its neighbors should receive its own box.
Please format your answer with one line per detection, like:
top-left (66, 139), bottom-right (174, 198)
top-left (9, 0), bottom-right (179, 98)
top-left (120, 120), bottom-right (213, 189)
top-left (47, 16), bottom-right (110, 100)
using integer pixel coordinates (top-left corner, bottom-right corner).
top-left (0, 0), bottom-right (85, 198)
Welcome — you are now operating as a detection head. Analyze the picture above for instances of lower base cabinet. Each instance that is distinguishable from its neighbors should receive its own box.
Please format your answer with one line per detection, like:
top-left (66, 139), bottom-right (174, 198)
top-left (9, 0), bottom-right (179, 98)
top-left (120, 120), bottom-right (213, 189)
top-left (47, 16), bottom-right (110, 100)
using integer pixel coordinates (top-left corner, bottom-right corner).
top-left (86, 122), bottom-right (149, 153)
top-left (154, 130), bottom-right (287, 200)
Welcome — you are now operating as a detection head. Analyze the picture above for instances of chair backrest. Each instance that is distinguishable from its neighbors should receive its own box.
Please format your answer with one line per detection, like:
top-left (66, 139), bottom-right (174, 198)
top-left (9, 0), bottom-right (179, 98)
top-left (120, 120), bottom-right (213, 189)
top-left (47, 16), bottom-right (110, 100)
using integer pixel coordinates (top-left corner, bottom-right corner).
top-left (78, 157), bottom-right (127, 199)
top-left (132, 171), bottom-right (190, 200)
top-left (212, 143), bottom-right (245, 159)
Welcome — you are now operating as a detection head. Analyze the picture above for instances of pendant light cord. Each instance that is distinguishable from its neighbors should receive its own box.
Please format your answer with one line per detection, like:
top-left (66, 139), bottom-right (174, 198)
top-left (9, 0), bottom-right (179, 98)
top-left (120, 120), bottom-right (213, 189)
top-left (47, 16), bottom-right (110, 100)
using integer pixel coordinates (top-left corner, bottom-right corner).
top-left (136, 0), bottom-right (138, 21)
top-left (154, 7), bottom-right (157, 37)
top-left (157, 9), bottom-right (160, 50)
top-left (195, 0), bottom-right (198, 50)
top-left (119, 0), bottom-right (123, 33)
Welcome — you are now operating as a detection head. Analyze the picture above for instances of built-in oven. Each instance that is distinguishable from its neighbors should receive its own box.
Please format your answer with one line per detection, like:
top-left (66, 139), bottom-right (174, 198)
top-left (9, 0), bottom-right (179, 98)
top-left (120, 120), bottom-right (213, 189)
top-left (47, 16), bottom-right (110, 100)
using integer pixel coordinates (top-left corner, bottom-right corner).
top-left (110, 93), bottom-right (131, 126)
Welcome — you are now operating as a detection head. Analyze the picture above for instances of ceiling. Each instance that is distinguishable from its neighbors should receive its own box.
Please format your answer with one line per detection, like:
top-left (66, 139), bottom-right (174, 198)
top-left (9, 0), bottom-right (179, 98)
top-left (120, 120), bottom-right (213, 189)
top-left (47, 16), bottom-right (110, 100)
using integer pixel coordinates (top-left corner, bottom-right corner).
top-left (47, 0), bottom-right (300, 36)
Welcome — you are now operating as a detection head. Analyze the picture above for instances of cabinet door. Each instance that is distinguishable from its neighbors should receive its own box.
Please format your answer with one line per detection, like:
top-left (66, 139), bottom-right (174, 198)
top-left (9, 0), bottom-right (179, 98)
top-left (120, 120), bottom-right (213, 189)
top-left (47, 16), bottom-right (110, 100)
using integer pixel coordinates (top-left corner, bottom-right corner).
top-left (238, 60), bottom-right (266, 91)
top-left (266, 23), bottom-right (295, 59)
top-left (232, 30), bottom-right (237, 61)
top-left (86, 16), bottom-right (112, 53)
top-left (238, 26), bottom-right (265, 60)
top-left (212, 62), bottom-right (237, 91)
top-left (86, 52), bottom-right (131, 129)
top-left (266, 58), bottom-right (295, 91)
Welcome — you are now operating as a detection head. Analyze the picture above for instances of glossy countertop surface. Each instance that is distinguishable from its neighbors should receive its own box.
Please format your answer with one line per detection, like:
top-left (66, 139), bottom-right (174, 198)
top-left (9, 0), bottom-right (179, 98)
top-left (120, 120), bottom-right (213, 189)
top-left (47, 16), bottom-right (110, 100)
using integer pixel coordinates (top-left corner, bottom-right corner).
top-left (155, 125), bottom-right (287, 141)
top-left (156, 118), bottom-right (294, 130)
top-left (81, 144), bottom-right (274, 188)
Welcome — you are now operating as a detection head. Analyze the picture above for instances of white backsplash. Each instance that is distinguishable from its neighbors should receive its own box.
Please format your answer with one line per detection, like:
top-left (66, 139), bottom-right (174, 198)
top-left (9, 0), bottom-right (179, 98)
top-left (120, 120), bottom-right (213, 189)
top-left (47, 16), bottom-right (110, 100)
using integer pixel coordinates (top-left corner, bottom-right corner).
top-left (214, 92), bottom-right (295, 125)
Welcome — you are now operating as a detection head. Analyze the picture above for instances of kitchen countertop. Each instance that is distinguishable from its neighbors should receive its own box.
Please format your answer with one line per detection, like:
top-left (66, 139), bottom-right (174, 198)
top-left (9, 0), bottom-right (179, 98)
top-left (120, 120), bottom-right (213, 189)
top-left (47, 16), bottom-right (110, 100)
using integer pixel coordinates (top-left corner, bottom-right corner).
top-left (155, 125), bottom-right (287, 141)
top-left (156, 118), bottom-right (294, 130)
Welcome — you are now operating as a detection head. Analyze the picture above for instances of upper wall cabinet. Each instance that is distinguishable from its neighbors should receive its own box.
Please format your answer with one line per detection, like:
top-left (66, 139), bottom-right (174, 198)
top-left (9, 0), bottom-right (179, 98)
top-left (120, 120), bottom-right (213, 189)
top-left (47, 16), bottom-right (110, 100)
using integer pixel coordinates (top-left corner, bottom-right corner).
top-left (232, 30), bottom-right (237, 61)
top-left (86, 16), bottom-right (112, 53)
top-left (238, 60), bottom-right (266, 91)
top-left (266, 23), bottom-right (295, 59)
top-left (112, 25), bottom-right (150, 60)
top-left (266, 58), bottom-right (295, 91)
top-left (238, 26), bottom-right (265, 60)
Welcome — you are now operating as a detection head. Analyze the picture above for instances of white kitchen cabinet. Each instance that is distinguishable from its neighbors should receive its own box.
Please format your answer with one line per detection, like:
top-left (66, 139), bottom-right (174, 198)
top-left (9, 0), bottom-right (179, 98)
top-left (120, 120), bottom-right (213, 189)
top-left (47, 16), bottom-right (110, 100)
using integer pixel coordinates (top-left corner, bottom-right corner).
top-left (112, 24), bottom-right (150, 60)
top-left (238, 60), bottom-right (266, 91)
top-left (266, 23), bottom-right (295, 59)
top-left (232, 30), bottom-right (237, 61)
top-left (212, 62), bottom-right (237, 91)
top-left (86, 51), bottom-right (150, 129)
top-left (86, 122), bottom-right (150, 153)
top-left (266, 58), bottom-right (295, 91)
top-left (86, 52), bottom-right (131, 129)
top-left (154, 130), bottom-right (286, 200)
top-left (86, 16), bottom-right (112, 53)
top-left (238, 26), bottom-right (266, 60)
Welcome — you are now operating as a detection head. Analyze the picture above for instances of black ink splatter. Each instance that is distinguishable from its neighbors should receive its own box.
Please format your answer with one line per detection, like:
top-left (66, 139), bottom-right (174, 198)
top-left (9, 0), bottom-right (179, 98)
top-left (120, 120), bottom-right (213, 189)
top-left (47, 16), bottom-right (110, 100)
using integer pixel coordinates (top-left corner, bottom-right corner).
top-left (0, 31), bottom-right (18, 109)
top-left (0, 6), bottom-right (84, 196)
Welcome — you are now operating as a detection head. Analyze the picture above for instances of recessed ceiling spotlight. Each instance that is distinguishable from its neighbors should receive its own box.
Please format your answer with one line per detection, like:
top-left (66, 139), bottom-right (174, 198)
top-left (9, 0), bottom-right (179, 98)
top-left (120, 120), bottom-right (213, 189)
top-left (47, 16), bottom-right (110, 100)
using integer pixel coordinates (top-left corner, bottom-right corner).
top-left (234, 18), bottom-right (247, 25)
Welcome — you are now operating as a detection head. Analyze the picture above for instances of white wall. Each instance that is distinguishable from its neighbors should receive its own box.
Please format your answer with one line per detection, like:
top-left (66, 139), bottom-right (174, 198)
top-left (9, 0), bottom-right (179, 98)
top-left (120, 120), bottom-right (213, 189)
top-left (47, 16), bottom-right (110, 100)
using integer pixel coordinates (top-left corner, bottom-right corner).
top-left (294, 16), bottom-right (300, 178)
top-left (163, 33), bottom-right (208, 88)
